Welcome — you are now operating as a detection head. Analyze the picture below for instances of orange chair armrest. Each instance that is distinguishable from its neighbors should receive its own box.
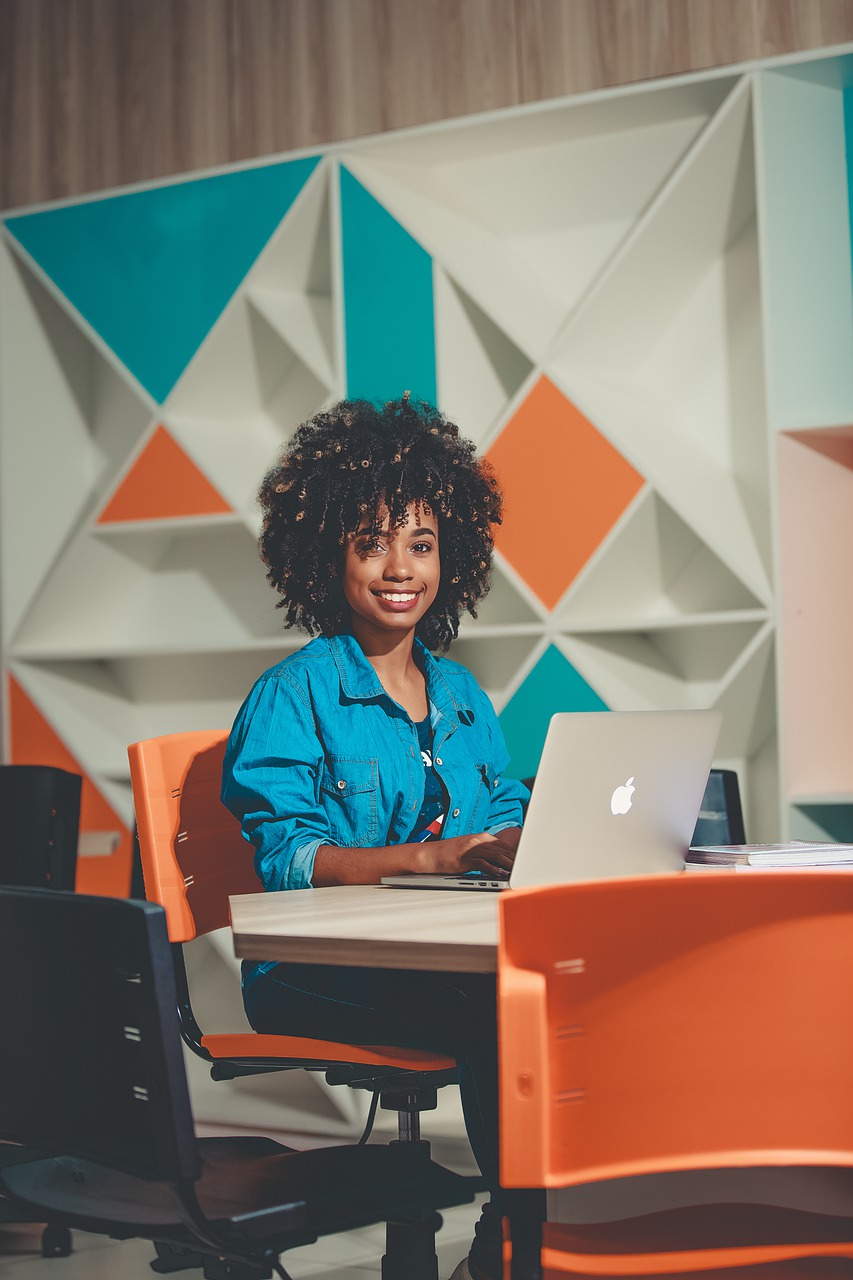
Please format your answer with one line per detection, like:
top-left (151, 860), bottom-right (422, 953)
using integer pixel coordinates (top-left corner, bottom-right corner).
top-left (201, 1032), bottom-right (456, 1072)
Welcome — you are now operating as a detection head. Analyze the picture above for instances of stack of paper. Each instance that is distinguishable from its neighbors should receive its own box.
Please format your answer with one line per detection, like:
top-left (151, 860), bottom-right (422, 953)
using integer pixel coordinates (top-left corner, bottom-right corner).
top-left (686, 841), bottom-right (853, 868)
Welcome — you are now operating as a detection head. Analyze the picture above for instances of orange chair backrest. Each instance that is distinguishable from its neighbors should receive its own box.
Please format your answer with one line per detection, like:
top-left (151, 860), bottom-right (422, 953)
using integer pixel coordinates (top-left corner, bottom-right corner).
top-left (128, 731), bottom-right (260, 943)
top-left (498, 871), bottom-right (853, 1190)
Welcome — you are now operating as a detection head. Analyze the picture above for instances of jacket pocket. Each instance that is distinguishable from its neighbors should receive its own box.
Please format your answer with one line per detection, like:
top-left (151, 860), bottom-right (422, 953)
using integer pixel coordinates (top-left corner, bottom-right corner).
top-left (319, 757), bottom-right (379, 846)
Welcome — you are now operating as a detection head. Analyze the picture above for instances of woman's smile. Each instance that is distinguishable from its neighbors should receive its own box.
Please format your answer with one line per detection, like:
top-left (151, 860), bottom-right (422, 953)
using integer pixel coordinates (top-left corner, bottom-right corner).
top-left (342, 502), bottom-right (440, 637)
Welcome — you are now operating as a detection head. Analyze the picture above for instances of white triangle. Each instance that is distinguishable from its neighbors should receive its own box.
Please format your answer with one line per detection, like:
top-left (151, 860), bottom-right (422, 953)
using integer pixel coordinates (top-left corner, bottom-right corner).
top-left (553, 367), bottom-right (773, 605)
top-left (12, 522), bottom-right (285, 659)
top-left (248, 289), bottom-right (335, 390)
top-left (557, 618), bottom-right (765, 712)
top-left (344, 154), bottom-right (564, 358)
top-left (558, 488), bottom-right (765, 627)
top-left (435, 269), bottom-right (533, 446)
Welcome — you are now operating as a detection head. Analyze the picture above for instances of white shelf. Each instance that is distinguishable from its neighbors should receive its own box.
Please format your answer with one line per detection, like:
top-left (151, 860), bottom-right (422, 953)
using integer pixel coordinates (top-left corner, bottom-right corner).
top-left (756, 64), bottom-right (853, 430)
top-left (4, 46), bottom-right (853, 874)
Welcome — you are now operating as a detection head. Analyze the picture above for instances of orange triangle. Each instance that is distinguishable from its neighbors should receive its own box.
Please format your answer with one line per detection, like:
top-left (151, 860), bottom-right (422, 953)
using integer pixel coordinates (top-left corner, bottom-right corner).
top-left (97, 424), bottom-right (232, 523)
top-left (7, 674), bottom-right (132, 897)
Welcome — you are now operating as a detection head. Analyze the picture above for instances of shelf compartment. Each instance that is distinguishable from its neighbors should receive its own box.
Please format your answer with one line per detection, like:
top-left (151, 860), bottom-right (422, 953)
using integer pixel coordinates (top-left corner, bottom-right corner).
top-left (445, 633), bottom-right (544, 710)
top-left (756, 59), bottom-right (853, 430)
top-left (10, 648), bottom-right (298, 788)
top-left (557, 619), bottom-right (765, 713)
top-left (11, 522), bottom-right (286, 659)
top-left (245, 160), bottom-right (337, 391)
top-left (164, 294), bottom-right (332, 514)
top-left (552, 78), bottom-right (772, 603)
top-left (461, 557), bottom-right (545, 628)
top-left (557, 488), bottom-right (765, 628)
top-left (777, 426), bottom-right (853, 796)
top-left (0, 237), bottom-right (154, 644)
top-left (347, 76), bottom-right (735, 357)
top-left (789, 802), bottom-right (853, 843)
top-left (434, 267), bottom-right (534, 446)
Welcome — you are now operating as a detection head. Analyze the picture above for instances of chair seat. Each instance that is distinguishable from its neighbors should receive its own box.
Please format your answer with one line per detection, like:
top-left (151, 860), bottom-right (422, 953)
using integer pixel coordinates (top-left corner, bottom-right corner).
top-left (540, 1203), bottom-right (853, 1275)
top-left (201, 1031), bottom-right (457, 1071)
top-left (1, 1136), bottom-right (479, 1247)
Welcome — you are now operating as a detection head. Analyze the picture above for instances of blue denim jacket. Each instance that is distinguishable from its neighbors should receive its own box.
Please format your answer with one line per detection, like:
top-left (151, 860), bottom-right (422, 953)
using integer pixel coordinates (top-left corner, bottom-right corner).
top-left (221, 632), bottom-right (527, 893)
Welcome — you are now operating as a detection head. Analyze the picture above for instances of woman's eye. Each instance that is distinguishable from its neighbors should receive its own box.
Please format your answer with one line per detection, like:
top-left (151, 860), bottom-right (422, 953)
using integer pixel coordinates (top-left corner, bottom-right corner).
top-left (412, 541), bottom-right (433, 553)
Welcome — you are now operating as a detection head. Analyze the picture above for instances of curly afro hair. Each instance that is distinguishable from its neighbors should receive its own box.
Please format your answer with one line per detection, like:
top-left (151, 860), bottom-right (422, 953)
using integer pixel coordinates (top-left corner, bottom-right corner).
top-left (258, 397), bottom-right (503, 651)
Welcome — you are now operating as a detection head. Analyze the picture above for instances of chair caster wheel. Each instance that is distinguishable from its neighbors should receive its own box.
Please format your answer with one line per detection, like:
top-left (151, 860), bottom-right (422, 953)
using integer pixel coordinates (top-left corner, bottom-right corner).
top-left (41, 1224), bottom-right (72, 1257)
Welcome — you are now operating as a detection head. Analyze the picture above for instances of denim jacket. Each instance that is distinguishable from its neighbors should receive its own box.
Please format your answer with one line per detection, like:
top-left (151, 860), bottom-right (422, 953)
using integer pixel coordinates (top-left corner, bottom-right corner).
top-left (221, 632), bottom-right (527, 892)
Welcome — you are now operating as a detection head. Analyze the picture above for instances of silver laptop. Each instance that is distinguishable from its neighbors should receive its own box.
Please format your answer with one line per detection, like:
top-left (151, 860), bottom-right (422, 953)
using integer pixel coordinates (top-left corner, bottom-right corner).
top-left (381, 709), bottom-right (722, 892)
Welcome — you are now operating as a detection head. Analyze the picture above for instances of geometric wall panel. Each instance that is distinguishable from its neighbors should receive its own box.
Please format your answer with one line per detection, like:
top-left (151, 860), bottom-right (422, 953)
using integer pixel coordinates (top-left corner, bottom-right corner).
top-left (4, 42), bottom-right (853, 892)
top-left (340, 165), bottom-right (436, 404)
top-left (498, 644), bottom-right (608, 781)
top-left (5, 156), bottom-right (320, 402)
top-left (7, 673), bottom-right (132, 897)
top-left (96, 425), bottom-right (233, 524)
top-left (487, 376), bottom-right (644, 610)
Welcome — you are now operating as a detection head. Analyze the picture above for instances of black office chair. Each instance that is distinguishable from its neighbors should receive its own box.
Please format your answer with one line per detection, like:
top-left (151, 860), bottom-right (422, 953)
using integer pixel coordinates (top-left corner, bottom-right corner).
top-left (0, 763), bottom-right (81, 1258)
top-left (691, 767), bottom-right (746, 846)
top-left (0, 888), bottom-right (480, 1280)
top-left (0, 763), bottom-right (81, 889)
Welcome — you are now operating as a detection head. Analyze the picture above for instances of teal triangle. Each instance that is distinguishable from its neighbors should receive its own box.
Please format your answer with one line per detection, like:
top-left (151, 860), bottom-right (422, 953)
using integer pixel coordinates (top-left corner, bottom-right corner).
top-left (499, 645), bottom-right (609, 780)
top-left (4, 156), bottom-right (320, 403)
top-left (340, 166), bottom-right (436, 405)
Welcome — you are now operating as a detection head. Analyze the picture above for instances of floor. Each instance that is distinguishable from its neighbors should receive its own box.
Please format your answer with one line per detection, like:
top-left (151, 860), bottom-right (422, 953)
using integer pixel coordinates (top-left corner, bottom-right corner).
top-left (0, 1130), bottom-right (484, 1280)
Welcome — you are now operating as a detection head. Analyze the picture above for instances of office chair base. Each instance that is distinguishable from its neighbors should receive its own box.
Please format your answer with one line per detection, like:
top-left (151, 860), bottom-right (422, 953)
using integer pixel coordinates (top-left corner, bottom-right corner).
top-left (40, 1224), bottom-right (73, 1257)
top-left (150, 1240), bottom-right (207, 1272)
top-left (382, 1209), bottom-right (443, 1280)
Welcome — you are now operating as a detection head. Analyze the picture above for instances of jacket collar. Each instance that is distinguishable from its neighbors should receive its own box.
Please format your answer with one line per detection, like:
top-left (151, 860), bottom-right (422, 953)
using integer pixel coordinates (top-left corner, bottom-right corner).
top-left (327, 632), bottom-right (471, 734)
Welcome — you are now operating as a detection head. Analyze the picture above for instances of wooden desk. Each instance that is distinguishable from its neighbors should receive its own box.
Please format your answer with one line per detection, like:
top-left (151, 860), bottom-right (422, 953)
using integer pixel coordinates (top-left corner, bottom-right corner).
top-left (229, 884), bottom-right (499, 973)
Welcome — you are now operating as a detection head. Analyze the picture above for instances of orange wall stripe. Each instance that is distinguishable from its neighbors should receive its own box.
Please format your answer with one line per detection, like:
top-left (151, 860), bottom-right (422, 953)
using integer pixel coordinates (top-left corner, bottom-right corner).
top-left (487, 377), bottom-right (644, 610)
top-left (97, 424), bottom-right (232, 523)
top-left (7, 674), bottom-right (132, 897)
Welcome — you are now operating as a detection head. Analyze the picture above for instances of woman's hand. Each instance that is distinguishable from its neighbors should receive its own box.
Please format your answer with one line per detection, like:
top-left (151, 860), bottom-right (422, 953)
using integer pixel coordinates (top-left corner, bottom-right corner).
top-left (417, 829), bottom-right (522, 878)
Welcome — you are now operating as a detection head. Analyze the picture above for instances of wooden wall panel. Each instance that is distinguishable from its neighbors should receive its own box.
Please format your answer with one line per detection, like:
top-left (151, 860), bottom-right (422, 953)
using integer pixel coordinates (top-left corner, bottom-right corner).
top-left (516, 0), bottom-right (853, 100)
top-left (2, 0), bottom-right (852, 211)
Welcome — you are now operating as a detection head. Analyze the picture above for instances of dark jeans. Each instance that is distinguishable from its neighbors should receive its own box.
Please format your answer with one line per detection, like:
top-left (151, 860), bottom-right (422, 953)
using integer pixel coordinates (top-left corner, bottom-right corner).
top-left (242, 959), bottom-right (500, 1189)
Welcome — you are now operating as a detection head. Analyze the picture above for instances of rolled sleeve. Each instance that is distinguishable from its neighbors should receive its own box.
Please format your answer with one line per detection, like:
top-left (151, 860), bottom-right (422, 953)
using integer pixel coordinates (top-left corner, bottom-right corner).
top-left (221, 673), bottom-right (336, 891)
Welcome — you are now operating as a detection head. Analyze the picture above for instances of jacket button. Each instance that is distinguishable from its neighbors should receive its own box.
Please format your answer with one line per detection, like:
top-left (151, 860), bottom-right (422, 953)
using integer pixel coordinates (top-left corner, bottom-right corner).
top-left (452, 808), bottom-right (460, 818)
top-left (337, 780), bottom-right (347, 790)
top-left (493, 779), bottom-right (499, 788)
top-left (435, 757), bottom-right (443, 766)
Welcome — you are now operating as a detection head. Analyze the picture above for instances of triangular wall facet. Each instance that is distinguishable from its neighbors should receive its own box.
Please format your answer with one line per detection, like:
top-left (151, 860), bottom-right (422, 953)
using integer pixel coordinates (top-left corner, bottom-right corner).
top-left (339, 165), bottom-right (436, 404)
top-left (4, 156), bottom-right (321, 402)
top-left (97, 425), bottom-right (233, 523)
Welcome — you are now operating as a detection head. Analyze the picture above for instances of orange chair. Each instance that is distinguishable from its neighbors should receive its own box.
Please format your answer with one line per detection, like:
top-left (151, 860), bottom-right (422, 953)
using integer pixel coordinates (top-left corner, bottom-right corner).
top-left (128, 731), bottom-right (465, 1278)
top-left (498, 871), bottom-right (853, 1279)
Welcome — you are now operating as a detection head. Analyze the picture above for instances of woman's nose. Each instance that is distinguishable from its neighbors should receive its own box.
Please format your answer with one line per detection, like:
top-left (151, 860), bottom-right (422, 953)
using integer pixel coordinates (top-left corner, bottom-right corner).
top-left (383, 545), bottom-right (411, 579)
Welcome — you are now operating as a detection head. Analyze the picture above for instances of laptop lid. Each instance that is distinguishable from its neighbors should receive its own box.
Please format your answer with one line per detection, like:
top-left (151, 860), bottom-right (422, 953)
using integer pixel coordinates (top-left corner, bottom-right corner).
top-left (509, 709), bottom-right (723, 889)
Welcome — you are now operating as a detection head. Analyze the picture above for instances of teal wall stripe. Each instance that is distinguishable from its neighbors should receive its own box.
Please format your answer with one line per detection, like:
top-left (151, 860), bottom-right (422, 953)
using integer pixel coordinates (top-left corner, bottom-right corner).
top-left (499, 644), bottom-right (609, 780)
top-left (4, 156), bottom-right (320, 403)
top-left (340, 165), bottom-right (436, 405)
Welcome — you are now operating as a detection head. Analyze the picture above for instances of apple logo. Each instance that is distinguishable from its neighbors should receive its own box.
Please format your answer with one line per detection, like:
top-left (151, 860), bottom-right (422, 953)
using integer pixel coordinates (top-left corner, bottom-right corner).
top-left (610, 777), bottom-right (635, 815)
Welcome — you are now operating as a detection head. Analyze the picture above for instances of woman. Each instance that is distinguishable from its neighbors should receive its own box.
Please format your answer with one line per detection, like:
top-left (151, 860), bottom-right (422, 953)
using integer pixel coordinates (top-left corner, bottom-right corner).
top-left (222, 395), bottom-right (528, 1280)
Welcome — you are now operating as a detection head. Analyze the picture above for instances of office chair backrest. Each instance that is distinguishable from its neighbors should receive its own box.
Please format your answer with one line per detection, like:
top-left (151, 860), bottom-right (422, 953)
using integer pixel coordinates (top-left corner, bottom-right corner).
top-left (498, 872), bottom-right (853, 1190)
top-left (0, 887), bottom-right (200, 1183)
top-left (0, 764), bottom-right (81, 889)
top-left (691, 766), bottom-right (746, 845)
top-left (128, 731), bottom-right (259, 942)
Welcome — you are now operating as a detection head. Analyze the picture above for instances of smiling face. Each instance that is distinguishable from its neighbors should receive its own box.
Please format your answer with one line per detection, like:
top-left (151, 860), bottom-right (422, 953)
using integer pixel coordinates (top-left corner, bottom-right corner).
top-left (341, 501), bottom-right (440, 644)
